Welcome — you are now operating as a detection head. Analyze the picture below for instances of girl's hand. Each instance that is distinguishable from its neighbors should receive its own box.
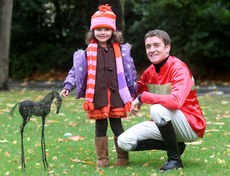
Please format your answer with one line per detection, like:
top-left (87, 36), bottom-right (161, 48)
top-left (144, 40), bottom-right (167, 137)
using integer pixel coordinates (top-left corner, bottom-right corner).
top-left (60, 89), bottom-right (69, 97)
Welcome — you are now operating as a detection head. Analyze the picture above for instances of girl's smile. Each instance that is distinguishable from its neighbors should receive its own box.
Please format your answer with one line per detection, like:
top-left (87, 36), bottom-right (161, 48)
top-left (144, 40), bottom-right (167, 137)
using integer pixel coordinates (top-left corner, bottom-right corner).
top-left (94, 27), bottom-right (113, 47)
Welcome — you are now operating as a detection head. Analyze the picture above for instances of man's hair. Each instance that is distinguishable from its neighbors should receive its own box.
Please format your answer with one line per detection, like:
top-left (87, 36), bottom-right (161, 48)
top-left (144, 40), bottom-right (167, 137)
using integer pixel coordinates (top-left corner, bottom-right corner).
top-left (144, 29), bottom-right (171, 46)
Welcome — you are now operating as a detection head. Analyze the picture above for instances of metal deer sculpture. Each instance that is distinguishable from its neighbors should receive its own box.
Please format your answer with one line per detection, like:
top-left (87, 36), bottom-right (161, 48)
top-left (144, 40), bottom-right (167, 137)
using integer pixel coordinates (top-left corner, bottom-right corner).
top-left (10, 91), bottom-right (62, 170)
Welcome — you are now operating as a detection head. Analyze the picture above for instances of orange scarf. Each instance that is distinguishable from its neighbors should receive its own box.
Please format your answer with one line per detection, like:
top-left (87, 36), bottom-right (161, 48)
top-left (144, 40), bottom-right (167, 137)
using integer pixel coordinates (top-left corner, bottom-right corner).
top-left (83, 41), bottom-right (132, 111)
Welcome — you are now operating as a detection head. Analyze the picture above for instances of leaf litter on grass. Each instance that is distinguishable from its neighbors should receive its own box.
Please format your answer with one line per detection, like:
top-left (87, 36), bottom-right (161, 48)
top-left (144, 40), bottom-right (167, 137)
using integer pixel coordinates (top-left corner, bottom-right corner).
top-left (1, 91), bottom-right (230, 175)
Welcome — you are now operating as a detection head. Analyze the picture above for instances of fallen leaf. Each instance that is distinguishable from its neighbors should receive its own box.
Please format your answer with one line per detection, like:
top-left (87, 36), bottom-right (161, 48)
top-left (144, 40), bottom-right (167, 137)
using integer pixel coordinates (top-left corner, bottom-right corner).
top-left (5, 151), bottom-right (10, 157)
top-left (46, 120), bottom-right (59, 124)
top-left (30, 118), bottom-right (38, 122)
top-left (210, 154), bottom-right (215, 158)
top-left (82, 160), bottom-right (94, 165)
top-left (143, 163), bottom-right (150, 167)
top-left (58, 138), bottom-right (67, 142)
top-left (99, 170), bottom-right (104, 175)
top-left (6, 103), bottom-right (15, 107)
top-left (72, 158), bottom-right (81, 162)
top-left (52, 156), bottom-right (58, 160)
top-left (71, 158), bottom-right (94, 165)
top-left (68, 122), bottom-right (77, 127)
top-left (4, 172), bottom-right (10, 176)
top-left (57, 112), bottom-right (65, 116)
top-left (212, 122), bottom-right (224, 125)
top-left (205, 129), bottom-right (219, 132)
top-left (187, 140), bottom-right (202, 145)
top-left (217, 158), bottom-right (225, 164)
top-left (48, 170), bottom-right (55, 174)
top-left (68, 136), bottom-right (85, 141)
top-left (221, 101), bottom-right (229, 104)
top-left (151, 174), bottom-right (158, 176)
top-left (0, 139), bottom-right (8, 143)
top-left (201, 147), bottom-right (208, 150)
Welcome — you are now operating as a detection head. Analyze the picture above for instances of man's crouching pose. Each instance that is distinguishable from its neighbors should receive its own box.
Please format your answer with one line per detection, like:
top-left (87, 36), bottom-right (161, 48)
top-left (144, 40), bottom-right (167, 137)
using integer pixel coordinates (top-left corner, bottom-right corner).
top-left (118, 29), bottom-right (206, 171)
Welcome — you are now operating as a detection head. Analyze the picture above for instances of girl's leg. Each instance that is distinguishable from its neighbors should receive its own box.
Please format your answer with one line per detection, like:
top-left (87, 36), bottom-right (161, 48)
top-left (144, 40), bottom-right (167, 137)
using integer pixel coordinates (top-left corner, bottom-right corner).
top-left (109, 118), bottom-right (129, 167)
top-left (95, 119), bottom-right (109, 167)
top-left (95, 119), bottom-right (108, 137)
top-left (109, 118), bottom-right (124, 136)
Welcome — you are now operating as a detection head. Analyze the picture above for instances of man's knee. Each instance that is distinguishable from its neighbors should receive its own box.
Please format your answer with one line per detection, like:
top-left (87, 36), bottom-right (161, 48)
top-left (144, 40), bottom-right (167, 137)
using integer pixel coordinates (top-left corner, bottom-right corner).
top-left (150, 104), bottom-right (171, 124)
top-left (117, 133), bottom-right (135, 151)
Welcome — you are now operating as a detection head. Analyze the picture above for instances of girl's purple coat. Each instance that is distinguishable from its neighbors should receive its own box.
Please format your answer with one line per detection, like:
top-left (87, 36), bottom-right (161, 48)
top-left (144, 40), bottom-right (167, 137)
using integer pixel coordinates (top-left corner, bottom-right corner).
top-left (63, 43), bottom-right (137, 98)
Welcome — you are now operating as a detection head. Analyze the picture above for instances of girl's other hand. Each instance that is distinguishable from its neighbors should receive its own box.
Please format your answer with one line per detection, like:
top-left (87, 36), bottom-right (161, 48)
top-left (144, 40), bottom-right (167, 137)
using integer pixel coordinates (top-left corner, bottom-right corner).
top-left (60, 89), bottom-right (69, 97)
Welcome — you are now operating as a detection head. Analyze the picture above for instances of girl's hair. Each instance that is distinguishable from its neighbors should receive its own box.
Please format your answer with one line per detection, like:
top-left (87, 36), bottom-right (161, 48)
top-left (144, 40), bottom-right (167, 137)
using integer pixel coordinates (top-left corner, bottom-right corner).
top-left (85, 30), bottom-right (124, 44)
top-left (144, 29), bottom-right (171, 46)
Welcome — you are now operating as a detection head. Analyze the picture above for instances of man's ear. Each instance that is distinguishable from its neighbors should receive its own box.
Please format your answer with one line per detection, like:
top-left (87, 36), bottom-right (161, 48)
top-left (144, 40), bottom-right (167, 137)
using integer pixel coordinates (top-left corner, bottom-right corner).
top-left (166, 44), bottom-right (171, 54)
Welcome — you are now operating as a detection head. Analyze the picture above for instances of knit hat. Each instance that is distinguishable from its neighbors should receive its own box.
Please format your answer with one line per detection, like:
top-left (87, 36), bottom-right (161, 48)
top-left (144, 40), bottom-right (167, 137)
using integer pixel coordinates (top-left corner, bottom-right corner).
top-left (90, 4), bottom-right (116, 31)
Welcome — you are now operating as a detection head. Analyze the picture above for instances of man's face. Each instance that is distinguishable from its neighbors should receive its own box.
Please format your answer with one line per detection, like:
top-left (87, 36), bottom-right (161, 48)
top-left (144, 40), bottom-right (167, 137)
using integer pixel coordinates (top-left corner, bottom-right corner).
top-left (145, 36), bottom-right (170, 64)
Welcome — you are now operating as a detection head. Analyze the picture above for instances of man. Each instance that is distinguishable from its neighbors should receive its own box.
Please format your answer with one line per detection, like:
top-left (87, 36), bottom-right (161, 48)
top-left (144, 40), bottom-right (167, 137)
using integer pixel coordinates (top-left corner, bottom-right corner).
top-left (118, 29), bottom-right (206, 171)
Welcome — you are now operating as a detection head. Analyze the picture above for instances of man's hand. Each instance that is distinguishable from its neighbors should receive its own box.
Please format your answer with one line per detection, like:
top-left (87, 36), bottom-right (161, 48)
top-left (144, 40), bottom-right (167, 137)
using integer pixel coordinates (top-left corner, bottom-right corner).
top-left (129, 97), bottom-right (142, 116)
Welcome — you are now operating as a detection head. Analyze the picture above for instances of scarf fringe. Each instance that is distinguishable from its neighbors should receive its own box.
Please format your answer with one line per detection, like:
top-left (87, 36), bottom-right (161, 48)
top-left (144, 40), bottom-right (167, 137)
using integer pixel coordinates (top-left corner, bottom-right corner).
top-left (83, 101), bottom-right (94, 110)
top-left (124, 102), bottom-right (132, 112)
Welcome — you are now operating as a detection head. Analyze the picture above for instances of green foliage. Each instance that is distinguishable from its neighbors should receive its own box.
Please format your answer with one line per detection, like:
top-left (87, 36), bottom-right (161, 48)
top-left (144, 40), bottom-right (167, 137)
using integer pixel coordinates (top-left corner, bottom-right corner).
top-left (10, 0), bottom-right (230, 80)
top-left (10, 43), bottom-right (72, 79)
top-left (10, 0), bottom-right (98, 79)
top-left (0, 90), bottom-right (230, 175)
top-left (124, 0), bottom-right (230, 79)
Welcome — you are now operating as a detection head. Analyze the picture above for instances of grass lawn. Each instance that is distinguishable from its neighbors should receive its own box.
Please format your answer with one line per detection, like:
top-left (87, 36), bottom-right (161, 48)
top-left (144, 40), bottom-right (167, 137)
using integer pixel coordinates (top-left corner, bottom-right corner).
top-left (0, 89), bottom-right (229, 176)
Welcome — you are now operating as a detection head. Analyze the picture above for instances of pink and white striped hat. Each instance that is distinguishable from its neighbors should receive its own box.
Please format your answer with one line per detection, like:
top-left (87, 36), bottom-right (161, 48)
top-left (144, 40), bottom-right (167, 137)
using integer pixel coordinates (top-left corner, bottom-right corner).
top-left (90, 4), bottom-right (116, 31)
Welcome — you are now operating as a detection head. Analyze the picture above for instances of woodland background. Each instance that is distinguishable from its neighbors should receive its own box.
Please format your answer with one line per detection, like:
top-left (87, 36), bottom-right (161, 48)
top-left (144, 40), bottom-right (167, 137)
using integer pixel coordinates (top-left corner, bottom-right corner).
top-left (0, 0), bottom-right (230, 89)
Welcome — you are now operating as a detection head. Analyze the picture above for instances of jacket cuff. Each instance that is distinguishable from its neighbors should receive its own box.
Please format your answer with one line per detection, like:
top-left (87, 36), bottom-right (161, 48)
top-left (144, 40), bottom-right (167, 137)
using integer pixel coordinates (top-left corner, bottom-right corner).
top-left (64, 83), bottom-right (73, 91)
top-left (137, 93), bottom-right (142, 103)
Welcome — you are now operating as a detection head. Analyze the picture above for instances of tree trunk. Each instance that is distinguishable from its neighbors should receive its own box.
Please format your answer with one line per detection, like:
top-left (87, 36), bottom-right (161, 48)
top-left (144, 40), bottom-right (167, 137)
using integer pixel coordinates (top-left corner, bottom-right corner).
top-left (0, 0), bottom-right (13, 90)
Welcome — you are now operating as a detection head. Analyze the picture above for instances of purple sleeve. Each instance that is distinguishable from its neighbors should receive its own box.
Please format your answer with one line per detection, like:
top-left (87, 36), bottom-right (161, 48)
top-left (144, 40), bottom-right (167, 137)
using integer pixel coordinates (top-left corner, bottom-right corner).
top-left (63, 50), bottom-right (87, 98)
top-left (121, 44), bottom-right (137, 97)
top-left (64, 82), bottom-right (73, 91)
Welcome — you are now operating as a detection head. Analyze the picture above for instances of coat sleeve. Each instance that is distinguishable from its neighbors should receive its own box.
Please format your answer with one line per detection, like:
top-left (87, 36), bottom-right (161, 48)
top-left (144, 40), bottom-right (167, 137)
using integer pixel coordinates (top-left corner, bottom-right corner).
top-left (137, 70), bottom-right (149, 94)
top-left (63, 50), bottom-right (87, 98)
top-left (121, 44), bottom-right (138, 98)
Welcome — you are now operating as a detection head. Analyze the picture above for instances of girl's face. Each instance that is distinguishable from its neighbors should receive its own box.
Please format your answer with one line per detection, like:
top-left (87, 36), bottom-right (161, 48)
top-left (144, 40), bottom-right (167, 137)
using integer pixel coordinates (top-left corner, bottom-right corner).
top-left (94, 27), bottom-right (113, 47)
top-left (145, 36), bottom-right (170, 64)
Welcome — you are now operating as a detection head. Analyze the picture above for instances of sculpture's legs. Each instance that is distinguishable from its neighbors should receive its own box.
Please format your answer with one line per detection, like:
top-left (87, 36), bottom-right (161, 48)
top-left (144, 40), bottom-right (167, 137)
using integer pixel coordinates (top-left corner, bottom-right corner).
top-left (20, 119), bottom-right (27, 170)
top-left (41, 116), bottom-right (49, 170)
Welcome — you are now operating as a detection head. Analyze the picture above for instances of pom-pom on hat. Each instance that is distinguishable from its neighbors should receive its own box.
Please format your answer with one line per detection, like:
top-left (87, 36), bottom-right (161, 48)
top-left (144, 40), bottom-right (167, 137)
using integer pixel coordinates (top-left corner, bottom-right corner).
top-left (90, 4), bottom-right (116, 31)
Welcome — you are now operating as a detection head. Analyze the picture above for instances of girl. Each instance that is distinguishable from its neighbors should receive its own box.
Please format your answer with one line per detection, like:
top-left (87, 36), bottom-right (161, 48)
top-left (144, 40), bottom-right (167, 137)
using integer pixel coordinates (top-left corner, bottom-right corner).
top-left (60, 4), bottom-right (137, 167)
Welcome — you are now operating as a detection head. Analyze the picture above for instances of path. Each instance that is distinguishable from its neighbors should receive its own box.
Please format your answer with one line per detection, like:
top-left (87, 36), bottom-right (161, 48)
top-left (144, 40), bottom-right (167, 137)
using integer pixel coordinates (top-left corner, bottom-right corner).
top-left (8, 80), bottom-right (230, 95)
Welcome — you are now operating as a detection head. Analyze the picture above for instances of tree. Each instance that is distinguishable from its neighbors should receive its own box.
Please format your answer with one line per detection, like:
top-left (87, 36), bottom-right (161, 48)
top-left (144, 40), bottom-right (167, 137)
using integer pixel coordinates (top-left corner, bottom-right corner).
top-left (9, 0), bottom-right (230, 81)
top-left (124, 0), bottom-right (230, 80)
top-left (0, 0), bottom-right (13, 90)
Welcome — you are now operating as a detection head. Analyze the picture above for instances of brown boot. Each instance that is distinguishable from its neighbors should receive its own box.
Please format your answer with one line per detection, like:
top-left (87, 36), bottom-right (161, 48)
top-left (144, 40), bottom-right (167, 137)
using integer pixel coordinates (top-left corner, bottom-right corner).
top-left (95, 136), bottom-right (109, 167)
top-left (114, 136), bottom-right (129, 167)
